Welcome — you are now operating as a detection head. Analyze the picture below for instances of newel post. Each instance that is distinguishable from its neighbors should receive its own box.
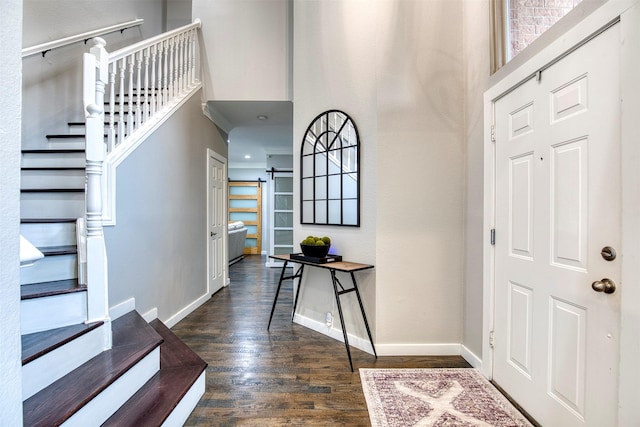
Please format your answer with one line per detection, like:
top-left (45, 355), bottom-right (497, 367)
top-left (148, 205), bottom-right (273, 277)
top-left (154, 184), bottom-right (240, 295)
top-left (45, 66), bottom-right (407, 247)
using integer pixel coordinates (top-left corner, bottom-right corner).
top-left (84, 37), bottom-right (111, 346)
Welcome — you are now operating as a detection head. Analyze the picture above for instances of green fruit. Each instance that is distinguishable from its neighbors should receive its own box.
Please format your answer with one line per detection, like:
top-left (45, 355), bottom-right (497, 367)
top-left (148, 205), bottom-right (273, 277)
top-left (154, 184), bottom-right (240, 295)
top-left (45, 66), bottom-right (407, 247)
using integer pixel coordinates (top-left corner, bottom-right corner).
top-left (321, 236), bottom-right (331, 244)
top-left (315, 239), bottom-right (325, 245)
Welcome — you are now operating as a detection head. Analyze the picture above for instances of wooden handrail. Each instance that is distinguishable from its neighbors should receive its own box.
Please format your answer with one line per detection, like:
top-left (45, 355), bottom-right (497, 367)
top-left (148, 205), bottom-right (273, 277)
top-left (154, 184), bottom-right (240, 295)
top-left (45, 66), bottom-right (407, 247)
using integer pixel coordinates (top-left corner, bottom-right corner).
top-left (22, 19), bottom-right (144, 58)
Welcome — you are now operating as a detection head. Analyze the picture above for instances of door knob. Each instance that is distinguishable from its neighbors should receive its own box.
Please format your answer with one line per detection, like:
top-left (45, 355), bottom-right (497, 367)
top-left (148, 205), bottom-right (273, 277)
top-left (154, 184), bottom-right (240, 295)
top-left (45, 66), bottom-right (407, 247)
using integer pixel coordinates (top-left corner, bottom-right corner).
top-left (211, 232), bottom-right (217, 237)
top-left (591, 278), bottom-right (616, 294)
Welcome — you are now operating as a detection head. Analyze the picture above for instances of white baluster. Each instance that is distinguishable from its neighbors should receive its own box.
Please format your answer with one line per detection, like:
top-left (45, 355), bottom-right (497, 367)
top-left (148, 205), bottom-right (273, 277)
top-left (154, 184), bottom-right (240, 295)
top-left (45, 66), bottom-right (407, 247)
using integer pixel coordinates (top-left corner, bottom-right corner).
top-left (118, 58), bottom-right (126, 144)
top-left (162, 40), bottom-right (168, 107)
top-left (107, 62), bottom-right (115, 152)
top-left (143, 47), bottom-right (150, 122)
top-left (168, 37), bottom-right (175, 103)
top-left (186, 30), bottom-right (193, 88)
top-left (150, 44), bottom-right (157, 115)
top-left (127, 54), bottom-right (134, 136)
top-left (178, 33), bottom-right (185, 95)
top-left (135, 51), bottom-right (142, 129)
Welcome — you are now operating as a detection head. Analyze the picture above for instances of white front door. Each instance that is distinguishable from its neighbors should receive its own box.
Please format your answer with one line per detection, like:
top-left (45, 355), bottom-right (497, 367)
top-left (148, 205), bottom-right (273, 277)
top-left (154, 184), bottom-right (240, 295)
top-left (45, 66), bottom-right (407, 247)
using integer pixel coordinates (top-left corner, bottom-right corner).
top-left (209, 155), bottom-right (226, 294)
top-left (493, 24), bottom-right (621, 426)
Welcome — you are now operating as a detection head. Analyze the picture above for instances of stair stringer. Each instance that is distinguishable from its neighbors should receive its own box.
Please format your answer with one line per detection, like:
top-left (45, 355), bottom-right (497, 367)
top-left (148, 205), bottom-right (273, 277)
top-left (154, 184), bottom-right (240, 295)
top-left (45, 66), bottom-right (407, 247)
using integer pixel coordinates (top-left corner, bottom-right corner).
top-left (101, 83), bottom-right (202, 226)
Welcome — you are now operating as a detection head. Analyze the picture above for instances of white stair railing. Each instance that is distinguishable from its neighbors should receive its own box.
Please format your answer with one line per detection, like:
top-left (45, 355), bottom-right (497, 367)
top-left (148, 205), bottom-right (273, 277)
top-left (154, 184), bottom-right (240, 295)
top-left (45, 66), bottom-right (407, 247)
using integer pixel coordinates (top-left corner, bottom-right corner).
top-left (103, 20), bottom-right (201, 152)
top-left (81, 20), bottom-right (202, 341)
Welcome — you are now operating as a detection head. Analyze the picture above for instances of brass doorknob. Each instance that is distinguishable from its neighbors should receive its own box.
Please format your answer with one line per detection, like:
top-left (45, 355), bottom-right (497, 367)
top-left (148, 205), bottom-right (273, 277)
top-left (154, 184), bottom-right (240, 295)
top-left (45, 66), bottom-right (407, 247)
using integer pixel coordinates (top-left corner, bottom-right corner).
top-left (592, 278), bottom-right (616, 294)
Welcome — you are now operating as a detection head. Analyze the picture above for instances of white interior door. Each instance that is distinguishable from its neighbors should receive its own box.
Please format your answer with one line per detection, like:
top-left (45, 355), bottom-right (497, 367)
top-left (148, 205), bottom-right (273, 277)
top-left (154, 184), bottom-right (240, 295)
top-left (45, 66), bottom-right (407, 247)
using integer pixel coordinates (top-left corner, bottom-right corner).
top-left (493, 24), bottom-right (621, 426)
top-left (209, 155), bottom-right (226, 294)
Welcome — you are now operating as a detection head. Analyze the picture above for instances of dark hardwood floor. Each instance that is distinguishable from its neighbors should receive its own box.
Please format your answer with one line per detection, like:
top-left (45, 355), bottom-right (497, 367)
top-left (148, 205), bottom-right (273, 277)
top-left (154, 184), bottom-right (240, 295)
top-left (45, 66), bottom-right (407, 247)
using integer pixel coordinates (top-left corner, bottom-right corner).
top-left (172, 255), bottom-right (471, 426)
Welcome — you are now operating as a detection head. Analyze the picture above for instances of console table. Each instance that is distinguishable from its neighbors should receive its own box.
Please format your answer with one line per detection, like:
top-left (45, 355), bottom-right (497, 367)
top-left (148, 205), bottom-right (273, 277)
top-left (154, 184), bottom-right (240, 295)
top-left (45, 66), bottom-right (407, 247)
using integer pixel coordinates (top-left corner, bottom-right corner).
top-left (267, 254), bottom-right (377, 371)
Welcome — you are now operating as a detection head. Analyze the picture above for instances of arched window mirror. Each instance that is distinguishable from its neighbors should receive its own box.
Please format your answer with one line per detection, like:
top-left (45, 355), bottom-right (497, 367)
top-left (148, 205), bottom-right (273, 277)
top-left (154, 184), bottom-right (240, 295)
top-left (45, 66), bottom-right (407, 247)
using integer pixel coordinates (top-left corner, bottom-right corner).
top-left (300, 110), bottom-right (360, 226)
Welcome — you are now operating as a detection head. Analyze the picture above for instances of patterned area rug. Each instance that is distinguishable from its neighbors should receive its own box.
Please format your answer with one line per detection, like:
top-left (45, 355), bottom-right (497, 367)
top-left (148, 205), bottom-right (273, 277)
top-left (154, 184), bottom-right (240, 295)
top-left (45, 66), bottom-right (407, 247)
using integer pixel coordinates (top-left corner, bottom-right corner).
top-left (360, 368), bottom-right (532, 427)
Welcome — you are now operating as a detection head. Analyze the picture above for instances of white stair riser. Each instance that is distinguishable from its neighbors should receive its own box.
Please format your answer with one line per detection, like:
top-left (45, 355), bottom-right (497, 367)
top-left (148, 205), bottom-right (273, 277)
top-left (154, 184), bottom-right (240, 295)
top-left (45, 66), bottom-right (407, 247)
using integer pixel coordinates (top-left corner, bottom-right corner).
top-left (61, 347), bottom-right (160, 427)
top-left (20, 254), bottom-right (77, 285)
top-left (20, 222), bottom-right (77, 247)
top-left (22, 325), bottom-right (107, 401)
top-left (161, 371), bottom-right (206, 427)
top-left (21, 192), bottom-right (85, 220)
top-left (23, 139), bottom-right (86, 150)
top-left (67, 124), bottom-right (85, 135)
top-left (21, 292), bottom-right (87, 335)
top-left (22, 152), bottom-right (86, 169)
top-left (21, 170), bottom-right (85, 190)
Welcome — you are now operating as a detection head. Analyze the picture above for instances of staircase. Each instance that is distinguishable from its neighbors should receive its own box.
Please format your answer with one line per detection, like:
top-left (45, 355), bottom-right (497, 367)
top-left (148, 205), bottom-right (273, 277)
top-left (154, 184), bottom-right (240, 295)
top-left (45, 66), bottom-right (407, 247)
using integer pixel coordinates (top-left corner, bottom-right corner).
top-left (19, 21), bottom-right (207, 426)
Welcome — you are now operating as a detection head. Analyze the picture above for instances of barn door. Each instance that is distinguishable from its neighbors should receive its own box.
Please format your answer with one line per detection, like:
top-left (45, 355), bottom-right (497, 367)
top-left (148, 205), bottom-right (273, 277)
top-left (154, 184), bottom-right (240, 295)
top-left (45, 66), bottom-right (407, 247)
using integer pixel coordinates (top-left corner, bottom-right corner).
top-left (228, 181), bottom-right (262, 255)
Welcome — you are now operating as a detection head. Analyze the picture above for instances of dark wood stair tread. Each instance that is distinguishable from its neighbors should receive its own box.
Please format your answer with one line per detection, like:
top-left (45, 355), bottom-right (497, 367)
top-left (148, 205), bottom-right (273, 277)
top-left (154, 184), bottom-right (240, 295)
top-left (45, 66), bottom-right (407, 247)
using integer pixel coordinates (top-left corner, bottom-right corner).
top-left (21, 218), bottom-right (77, 223)
top-left (39, 245), bottom-right (77, 256)
top-left (22, 149), bottom-right (85, 154)
top-left (46, 134), bottom-right (107, 138)
top-left (45, 134), bottom-right (86, 138)
top-left (21, 167), bottom-right (86, 170)
top-left (102, 319), bottom-right (207, 426)
top-left (23, 311), bottom-right (163, 427)
top-left (22, 321), bottom-right (104, 365)
top-left (21, 279), bottom-right (86, 300)
top-left (21, 188), bottom-right (84, 193)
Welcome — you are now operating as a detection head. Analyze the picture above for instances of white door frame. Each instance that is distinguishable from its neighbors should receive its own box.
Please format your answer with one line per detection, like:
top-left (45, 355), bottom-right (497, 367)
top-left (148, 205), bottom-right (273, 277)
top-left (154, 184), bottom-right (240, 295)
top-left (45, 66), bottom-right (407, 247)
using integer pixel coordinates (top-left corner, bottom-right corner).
top-left (207, 149), bottom-right (228, 292)
top-left (482, 0), bottom-right (640, 423)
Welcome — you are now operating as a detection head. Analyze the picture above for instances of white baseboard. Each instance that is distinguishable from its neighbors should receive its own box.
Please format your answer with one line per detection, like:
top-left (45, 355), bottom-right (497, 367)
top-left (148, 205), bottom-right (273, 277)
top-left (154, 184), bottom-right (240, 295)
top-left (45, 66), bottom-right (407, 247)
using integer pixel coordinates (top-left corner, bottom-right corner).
top-left (461, 345), bottom-right (483, 370)
top-left (163, 292), bottom-right (210, 328)
top-left (141, 308), bottom-right (158, 323)
top-left (110, 292), bottom-right (209, 329)
top-left (375, 343), bottom-right (462, 357)
top-left (109, 298), bottom-right (135, 320)
top-left (293, 313), bottom-right (375, 355)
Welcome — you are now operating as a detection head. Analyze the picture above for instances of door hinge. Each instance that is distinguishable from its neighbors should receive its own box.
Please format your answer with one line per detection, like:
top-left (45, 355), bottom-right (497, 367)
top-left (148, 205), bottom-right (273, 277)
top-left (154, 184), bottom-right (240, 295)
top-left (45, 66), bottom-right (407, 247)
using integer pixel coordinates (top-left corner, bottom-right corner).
top-left (490, 229), bottom-right (495, 246)
top-left (491, 125), bottom-right (496, 143)
top-left (489, 330), bottom-right (495, 348)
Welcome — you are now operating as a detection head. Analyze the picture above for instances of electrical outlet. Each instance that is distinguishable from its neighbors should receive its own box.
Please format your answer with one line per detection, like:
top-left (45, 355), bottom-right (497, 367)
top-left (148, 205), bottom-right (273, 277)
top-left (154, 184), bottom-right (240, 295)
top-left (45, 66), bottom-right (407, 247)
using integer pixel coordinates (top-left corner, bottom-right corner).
top-left (325, 311), bottom-right (332, 327)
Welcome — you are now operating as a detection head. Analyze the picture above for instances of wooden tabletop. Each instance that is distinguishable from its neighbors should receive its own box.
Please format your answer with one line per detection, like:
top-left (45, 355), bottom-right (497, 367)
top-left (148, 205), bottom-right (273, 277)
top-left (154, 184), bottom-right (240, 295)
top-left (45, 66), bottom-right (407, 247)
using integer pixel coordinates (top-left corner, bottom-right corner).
top-left (269, 254), bottom-right (374, 273)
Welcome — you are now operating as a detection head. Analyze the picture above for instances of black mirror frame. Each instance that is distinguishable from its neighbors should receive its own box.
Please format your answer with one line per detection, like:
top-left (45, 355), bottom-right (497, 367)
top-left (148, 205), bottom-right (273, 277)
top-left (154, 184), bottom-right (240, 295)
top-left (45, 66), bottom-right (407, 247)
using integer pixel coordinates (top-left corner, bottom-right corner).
top-left (300, 109), bottom-right (360, 227)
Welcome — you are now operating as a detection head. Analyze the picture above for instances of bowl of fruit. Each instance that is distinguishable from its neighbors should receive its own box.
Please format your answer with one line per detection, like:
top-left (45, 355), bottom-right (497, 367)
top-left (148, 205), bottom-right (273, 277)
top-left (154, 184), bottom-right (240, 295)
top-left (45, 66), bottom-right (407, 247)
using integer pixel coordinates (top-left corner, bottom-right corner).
top-left (300, 236), bottom-right (331, 258)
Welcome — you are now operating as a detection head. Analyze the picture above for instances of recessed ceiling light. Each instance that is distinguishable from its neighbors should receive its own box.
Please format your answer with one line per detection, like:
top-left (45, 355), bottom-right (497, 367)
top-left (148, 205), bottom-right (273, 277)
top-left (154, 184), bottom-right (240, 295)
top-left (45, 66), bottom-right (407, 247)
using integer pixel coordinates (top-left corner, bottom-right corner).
top-left (257, 115), bottom-right (268, 121)
top-left (244, 155), bottom-right (251, 159)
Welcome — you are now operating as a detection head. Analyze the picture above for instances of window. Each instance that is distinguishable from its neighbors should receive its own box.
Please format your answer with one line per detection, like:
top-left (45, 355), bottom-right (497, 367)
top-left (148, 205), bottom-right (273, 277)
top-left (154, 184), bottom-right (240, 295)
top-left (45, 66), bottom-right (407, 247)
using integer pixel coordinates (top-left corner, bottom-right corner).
top-left (491, 0), bottom-right (583, 73)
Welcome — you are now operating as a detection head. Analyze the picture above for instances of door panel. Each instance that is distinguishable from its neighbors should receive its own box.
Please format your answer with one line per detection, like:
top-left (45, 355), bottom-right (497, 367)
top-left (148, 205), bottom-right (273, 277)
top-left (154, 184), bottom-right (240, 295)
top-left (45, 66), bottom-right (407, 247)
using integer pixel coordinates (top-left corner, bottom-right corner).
top-left (493, 24), bottom-right (621, 426)
top-left (209, 156), bottom-right (225, 294)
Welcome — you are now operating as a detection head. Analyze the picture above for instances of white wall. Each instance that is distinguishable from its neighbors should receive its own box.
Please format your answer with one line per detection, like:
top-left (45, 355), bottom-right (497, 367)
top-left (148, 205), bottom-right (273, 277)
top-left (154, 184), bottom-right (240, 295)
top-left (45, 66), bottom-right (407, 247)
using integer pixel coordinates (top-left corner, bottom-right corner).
top-left (375, 0), bottom-right (465, 352)
top-left (22, 0), bottom-right (166, 146)
top-left (0, 0), bottom-right (24, 423)
top-left (104, 89), bottom-right (228, 325)
top-left (294, 0), bottom-right (379, 345)
top-left (293, 0), bottom-right (466, 354)
top-left (166, 0), bottom-right (192, 30)
top-left (193, 0), bottom-right (292, 101)
top-left (462, 0), bottom-right (491, 364)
